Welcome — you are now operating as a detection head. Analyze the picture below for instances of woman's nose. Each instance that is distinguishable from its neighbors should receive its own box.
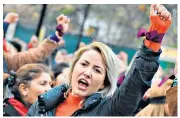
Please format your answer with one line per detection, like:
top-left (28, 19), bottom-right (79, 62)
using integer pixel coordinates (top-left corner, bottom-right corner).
top-left (84, 68), bottom-right (92, 78)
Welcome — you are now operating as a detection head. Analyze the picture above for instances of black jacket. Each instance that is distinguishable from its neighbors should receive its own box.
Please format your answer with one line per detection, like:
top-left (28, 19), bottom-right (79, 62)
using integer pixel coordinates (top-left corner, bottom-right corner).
top-left (27, 44), bottom-right (161, 116)
top-left (3, 98), bottom-right (21, 116)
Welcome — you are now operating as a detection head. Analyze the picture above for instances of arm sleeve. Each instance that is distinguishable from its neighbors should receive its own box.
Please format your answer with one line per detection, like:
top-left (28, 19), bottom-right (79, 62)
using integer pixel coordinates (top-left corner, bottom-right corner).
top-left (4, 37), bottom-right (59, 72)
top-left (3, 22), bottom-right (9, 37)
top-left (99, 43), bottom-right (161, 116)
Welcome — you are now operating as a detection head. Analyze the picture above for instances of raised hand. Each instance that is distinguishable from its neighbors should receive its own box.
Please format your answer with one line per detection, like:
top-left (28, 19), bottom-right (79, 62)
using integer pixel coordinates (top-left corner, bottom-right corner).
top-left (149, 4), bottom-right (172, 33)
top-left (53, 14), bottom-right (70, 45)
top-left (4, 12), bottom-right (19, 24)
top-left (144, 4), bottom-right (172, 52)
top-left (50, 14), bottom-right (70, 46)
top-left (56, 14), bottom-right (70, 34)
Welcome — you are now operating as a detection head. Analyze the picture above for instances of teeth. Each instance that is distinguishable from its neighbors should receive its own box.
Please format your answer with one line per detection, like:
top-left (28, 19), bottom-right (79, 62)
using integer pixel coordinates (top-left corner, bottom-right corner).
top-left (81, 79), bottom-right (87, 84)
top-left (79, 79), bottom-right (89, 86)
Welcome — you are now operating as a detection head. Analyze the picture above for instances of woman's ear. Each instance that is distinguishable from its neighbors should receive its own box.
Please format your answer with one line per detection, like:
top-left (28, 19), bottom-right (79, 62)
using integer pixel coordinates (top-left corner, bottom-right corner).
top-left (19, 83), bottom-right (29, 97)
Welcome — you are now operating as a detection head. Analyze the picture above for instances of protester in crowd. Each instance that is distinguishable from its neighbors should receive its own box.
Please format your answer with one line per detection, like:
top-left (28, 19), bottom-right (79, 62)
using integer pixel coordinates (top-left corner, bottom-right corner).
top-left (4, 37), bottom-right (27, 55)
top-left (3, 64), bottom-right (54, 116)
top-left (27, 4), bottom-right (172, 116)
top-left (136, 59), bottom-right (178, 116)
top-left (143, 58), bottom-right (178, 100)
top-left (3, 12), bottom-right (19, 37)
top-left (136, 76), bottom-right (174, 116)
top-left (3, 13), bottom-right (70, 73)
top-left (3, 12), bottom-right (19, 53)
top-left (27, 35), bottom-right (39, 49)
top-left (54, 49), bottom-right (68, 63)
top-left (52, 62), bottom-right (70, 87)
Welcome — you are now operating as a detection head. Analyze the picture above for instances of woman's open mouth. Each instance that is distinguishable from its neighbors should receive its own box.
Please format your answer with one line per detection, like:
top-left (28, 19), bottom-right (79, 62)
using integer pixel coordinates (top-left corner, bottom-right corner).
top-left (77, 79), bottom-right (89, 90)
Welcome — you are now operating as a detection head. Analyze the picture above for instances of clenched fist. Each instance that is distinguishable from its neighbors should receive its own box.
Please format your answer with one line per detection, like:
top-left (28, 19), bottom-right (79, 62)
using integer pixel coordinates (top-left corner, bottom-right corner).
top-left (144, 4), bottom-right (172, 52)
top-left (4, 12), bottom-right (19, 23)
top-left (54, 14), bottom-right (70, 45)
top-left (149, 4), bottom-right (172, 33)
top-left (56, 14), bottom-right (70, 34)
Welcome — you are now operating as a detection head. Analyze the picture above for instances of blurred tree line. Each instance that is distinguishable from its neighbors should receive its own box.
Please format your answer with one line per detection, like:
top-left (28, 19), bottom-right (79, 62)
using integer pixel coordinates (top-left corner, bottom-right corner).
top-left (3, 4), bottom-right (177, 49)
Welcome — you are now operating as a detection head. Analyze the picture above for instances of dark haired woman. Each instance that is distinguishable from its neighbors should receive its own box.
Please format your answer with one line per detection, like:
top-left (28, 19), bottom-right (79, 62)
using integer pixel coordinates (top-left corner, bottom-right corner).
top-left (3, 63), bottom-right (54, 116)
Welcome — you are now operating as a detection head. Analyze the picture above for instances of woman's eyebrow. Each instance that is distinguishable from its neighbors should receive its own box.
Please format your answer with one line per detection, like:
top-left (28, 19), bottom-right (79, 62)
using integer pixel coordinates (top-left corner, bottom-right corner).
top-left (82, 60), bottom-right (89, 64)
top-left (94, 65), bottom-right (104, 72)
top-left (82, 59), bottom-right (105, 71)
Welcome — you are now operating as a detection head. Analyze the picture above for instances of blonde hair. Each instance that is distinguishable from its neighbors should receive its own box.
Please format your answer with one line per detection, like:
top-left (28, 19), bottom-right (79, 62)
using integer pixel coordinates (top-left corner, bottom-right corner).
top-left (68, 41), bottom-right (120, 97)
top-left (136, 78), bottom-right (174, 116)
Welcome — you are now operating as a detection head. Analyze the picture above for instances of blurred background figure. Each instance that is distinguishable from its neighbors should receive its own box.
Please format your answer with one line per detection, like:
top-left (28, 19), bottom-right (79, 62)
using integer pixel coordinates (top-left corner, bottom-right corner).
top-left (3, 12), bottom-right (69, 74)
top-left (79, 42), bottom-right (86, 48)
top-left (52, 62), bottom-right (70, 87)
top-left (54, 49), bottom-right (68, 63)
top-left (3, 12), bottom-right (70, 116)
top-left (117, 51), bottom-right (128, 74)
top-left (3, 64), bottom-right (54, 116)
top-left (137, 60), bottom-right (178, 116)
top-left (27, 35), bottom-right (39, 49)
top-left (136, 77), bottom-right (174, 116)
top-left (3, 4), bottom-right (177, 74)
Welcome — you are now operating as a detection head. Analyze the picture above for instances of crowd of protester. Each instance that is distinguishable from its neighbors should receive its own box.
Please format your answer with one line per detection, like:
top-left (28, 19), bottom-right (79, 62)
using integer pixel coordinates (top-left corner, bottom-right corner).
top-left (3, 4), bottom-right (177, 116)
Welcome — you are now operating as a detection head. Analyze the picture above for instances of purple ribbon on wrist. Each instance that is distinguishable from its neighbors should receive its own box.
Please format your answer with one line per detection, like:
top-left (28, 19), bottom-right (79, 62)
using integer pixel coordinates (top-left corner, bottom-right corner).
top-left (56, 24), bottom-right (64, 37)
top-left (137, 28), bottom-right (165, 43)
top-left (50, 33), bottom-right (60, 43)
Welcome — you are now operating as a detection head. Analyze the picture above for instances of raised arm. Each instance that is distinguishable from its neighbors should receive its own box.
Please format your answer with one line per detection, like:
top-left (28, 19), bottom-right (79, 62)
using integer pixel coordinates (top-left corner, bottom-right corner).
top-left (99, 4), bottom-right (172, 116)
top-left (3, 12), bottom-right (19, 37)
top-left (4, 14), bottom-right (70, 72)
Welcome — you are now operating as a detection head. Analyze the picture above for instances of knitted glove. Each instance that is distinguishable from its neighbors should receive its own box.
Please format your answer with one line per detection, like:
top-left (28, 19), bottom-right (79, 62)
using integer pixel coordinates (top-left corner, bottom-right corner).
top-left (144, 15), bottom-right (172, 52)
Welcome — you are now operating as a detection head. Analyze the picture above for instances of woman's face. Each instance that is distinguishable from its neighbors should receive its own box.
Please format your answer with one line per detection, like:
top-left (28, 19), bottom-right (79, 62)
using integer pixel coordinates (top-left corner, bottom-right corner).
top-left (25, 72), bottom-right (53, 104)
top-left (54, 68), bottom-right (69, 87)
top-left (71, 49), bottom-right (106, 98)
